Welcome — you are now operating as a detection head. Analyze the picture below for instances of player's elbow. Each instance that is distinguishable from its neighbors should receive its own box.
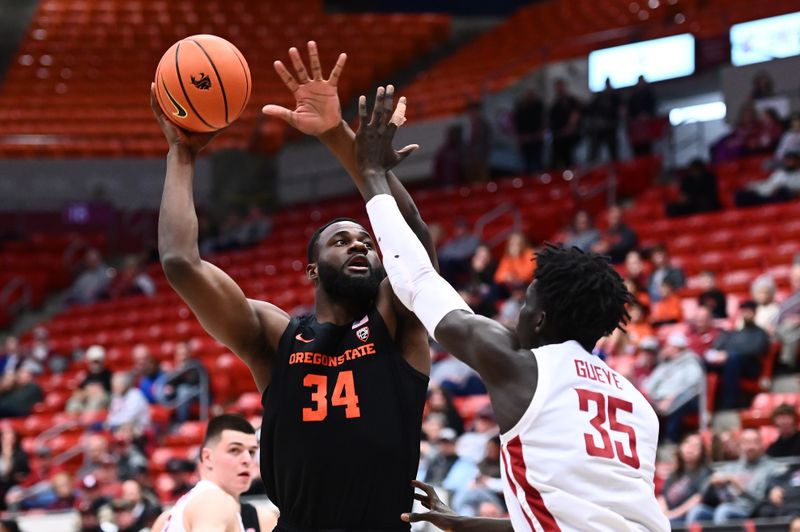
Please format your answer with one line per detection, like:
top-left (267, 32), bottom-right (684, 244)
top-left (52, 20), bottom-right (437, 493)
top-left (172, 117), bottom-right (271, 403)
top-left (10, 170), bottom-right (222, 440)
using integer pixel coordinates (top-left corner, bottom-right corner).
top-left (160, 253), bottom-right (199, 284)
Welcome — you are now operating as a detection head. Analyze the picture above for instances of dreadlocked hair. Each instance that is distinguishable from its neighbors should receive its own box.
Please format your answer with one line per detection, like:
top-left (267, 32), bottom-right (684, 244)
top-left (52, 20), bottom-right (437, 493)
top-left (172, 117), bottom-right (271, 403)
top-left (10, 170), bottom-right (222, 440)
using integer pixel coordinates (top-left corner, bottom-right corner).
top-left (307, 217), bottom-right (362, 263)
top-left (534, 243), bottom-right (634, 348)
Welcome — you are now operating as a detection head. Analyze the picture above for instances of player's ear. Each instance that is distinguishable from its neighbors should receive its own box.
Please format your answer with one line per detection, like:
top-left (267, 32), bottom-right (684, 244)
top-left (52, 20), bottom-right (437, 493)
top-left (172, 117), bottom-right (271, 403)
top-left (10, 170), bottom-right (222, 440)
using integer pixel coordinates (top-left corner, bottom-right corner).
top-left (306, 263), bottom-right (318, 281)
top-left (201, 447), bottom-right (212, 468)
top-left (534, 310), bottom-right (546, 332)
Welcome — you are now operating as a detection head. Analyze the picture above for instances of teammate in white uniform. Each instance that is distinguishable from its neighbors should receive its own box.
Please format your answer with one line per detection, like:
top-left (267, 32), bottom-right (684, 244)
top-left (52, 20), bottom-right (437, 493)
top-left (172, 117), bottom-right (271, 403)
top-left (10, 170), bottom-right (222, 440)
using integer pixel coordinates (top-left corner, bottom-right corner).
top-left (151, 414), bottom-right (260, 532)
top-left (346, 92), bottom-right (670, 532)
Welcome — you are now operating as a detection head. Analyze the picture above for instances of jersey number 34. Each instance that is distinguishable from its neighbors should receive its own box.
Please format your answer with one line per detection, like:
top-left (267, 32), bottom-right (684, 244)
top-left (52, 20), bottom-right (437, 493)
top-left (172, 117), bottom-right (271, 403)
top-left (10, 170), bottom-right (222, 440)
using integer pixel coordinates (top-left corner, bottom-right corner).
top-left (576, 388), bottom-right (640, 469)
top-left (303, 371), bottom-right (361, 422)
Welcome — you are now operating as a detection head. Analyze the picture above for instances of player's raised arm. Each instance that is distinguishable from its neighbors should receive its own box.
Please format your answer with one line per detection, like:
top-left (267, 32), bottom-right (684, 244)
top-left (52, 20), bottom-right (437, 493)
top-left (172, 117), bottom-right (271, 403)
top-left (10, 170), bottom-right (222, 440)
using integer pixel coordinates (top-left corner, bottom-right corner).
top-left (263, 41), bottom-right (438, 268)
top-left (152, 85), bottom-right (289, 393)
top-left (354, 90), bottom-right (535, 432)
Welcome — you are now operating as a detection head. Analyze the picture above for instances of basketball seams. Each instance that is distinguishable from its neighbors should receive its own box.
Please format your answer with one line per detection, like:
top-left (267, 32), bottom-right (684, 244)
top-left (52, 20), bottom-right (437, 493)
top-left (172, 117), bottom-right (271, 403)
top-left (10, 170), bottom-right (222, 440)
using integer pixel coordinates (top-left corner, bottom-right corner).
top-left (187, 38), bottom-right (230, 126)
top-left (174, 41), bottom-right (216, 131)
top-left (224, 41), bottom-right (250, 119)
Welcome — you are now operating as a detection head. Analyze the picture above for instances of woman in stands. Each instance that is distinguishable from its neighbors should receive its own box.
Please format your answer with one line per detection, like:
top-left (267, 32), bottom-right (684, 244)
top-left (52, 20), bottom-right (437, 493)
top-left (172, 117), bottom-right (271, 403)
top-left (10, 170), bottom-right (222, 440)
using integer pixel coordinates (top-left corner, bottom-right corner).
top-left (657, 433), bottom-right (711, 527)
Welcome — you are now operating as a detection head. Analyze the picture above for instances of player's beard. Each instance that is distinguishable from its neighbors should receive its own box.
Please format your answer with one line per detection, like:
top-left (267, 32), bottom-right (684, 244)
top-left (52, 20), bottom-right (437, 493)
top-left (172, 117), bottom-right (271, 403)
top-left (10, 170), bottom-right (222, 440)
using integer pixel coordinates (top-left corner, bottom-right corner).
top-left (317, 260), bottom-right (386, 304)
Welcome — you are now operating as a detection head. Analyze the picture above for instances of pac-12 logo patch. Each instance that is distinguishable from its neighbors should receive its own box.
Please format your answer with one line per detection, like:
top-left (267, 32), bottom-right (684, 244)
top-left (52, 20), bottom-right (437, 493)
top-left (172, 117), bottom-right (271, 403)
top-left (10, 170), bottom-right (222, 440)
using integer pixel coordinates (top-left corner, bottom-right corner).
top-left (356, 326), bottom-right (370, 342)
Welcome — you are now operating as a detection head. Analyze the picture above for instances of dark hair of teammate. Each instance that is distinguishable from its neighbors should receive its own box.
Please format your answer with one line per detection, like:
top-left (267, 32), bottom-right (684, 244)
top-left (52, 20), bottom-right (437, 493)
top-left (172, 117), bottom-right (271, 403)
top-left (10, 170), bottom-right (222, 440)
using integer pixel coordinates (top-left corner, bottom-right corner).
top-left (307, 217), bottom-right (362, 263)
top-left (520, 244), bottom-right (633, 351)
top-left (202, 414), bottom-right (256, 448)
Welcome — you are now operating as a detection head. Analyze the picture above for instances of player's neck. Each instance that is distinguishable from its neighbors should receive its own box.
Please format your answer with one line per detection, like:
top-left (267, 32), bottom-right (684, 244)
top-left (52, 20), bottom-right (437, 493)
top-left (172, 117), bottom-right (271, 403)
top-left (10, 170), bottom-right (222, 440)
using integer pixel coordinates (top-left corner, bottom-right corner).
top-left (314, 288), bottom-right (370, 326)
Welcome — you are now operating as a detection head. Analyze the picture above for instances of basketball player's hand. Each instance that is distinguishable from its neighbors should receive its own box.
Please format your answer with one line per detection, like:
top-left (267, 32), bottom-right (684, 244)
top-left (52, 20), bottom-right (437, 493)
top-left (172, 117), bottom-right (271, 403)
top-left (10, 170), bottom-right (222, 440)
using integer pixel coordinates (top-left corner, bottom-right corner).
top-left (262, 41), bottom-right (347, 136)
top-left (150, 83), bottom-right (220, 157)
top-left (401, 480), bottom-right (462, 531)
top-left (356, 86), bottom-right (418, 177)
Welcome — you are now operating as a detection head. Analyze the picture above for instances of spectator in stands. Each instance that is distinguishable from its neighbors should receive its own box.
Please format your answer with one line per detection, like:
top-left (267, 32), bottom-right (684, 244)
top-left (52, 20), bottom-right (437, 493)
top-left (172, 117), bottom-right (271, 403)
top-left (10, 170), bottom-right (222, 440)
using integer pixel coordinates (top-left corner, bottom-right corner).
top-left (776, 113), bottom-right (800, 162)
top-left (688, 429), bottom-right (780, 524)
top-left (450, 437), bottom-right (503, 516)
top-left (0, 427), bottom-right (28, 512)
top-left (706, 301), bottom-right (770, 409)
top-left (132, 344), bottom-right (162, 404)
top-left (776, 263), bottom-right (800, 371)
top-left (687, 306), bottom-right (724, 358)
top-left (424, 428), bottom-right (463, 486)
top-left (642, 332), bottom-right (704, 443)
top-left (76, 473), bottom-right (112, 518)
top-left (587, 78), bottom-right (621, 162)
top-left (437, 219), bottom-right (480, 284)
top-left (66, 380), bottom-right (108, 419)
top-left (0, 338), bottom-right (20, 376)
top-left (113, 423), bottom-right (148, 481)
top-left (110, 479), bottom-right (161, 532)
top-left (512, 88), bottom-right (545, 173)
top-left (548, 78), bottom-right (582, 169)
top-left (650, 281), bottom-right (684, 326)
top-left (242, 205), bottom-right (272, 245)
top-left (496, 283), bottom-right (526, 328)
top-left (462, 244), bottom-right (499, 316)
top-left (108, 256), bottom-right (155, 299)
top-left (82, 345), bottom-right (112, 392)
top-left (464, 101), bottom-right (491, 182)
top-left (648, 244), bottom-right (685, 303)
top-left (756, 464), bottom-right (800, 518)
top-left (752, 274), bottom-right (780, 335)
top-left (735, 151), bottom-right (800, 207)
top-left (0, 369), bottom-right (42, 418)
top-left (493, 232), bottom-right (535, 289)
top-left (67, 248), bottom-right (111, 306)
top-left (31, 327), bottom-right (65, 374)
top-left (564, 210), bottom-right (600, 252)
top-left (626, 75), bottom-right (657, 156)
top-left (429, 345), bottom-right (484, 397)
top-left (766, 404), bottom-right (800, 458)
top-left (456, 406), bottom-right (499, 464)
top-left (159, 341), bottom-right (208, 423)
top-left (623, 251), bottom-right (650, 299)
top-left (751, 71), bottom-right (775, 100)
top-left (666, 159), bottom-right (722, 217)
top-left (427, 387), bottom-right (463, 436)
top-left (760, 108), bottom-right (786, 153)
top-left (77, 434), bottom-right (112, 479)
top-left (698, 271), bottom-right (728, 319)
top-left (712, 103), bottom-right (763, 163)
top-left (107, 372), bottom-right (151, 434)
top-left (24, 472), bottom-right (77, 510)
top-left (658, 433), bottom-right (711, 527)
top-left (166, 458), bottom-right (195, 499)
top-left (592, 206), bottom-right (637, 264)
top-left (433, 125), bottom-right (465, 185)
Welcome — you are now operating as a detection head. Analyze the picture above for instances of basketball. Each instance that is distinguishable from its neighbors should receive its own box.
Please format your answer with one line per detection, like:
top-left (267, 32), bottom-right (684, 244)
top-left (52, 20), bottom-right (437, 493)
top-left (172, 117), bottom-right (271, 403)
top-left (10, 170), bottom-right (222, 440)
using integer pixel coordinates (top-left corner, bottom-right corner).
top-left (154, 34), bottom-right (251, 132)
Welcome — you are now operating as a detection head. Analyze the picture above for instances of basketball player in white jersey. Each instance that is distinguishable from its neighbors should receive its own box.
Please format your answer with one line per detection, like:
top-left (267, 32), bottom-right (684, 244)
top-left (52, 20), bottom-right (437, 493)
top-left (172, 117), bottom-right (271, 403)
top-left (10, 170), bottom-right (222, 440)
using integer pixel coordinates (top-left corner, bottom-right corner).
top-left (151, 414), bottom-right (259, 532)
top-left (348, 90), bottom-right (670, 532)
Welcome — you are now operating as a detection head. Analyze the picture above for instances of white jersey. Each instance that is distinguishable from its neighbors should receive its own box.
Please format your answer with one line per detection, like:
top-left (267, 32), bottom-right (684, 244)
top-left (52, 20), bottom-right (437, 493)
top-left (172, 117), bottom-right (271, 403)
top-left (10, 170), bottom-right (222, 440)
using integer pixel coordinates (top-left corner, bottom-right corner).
top-left (499, 341), bottom-right (669, 532)
top-left (164, 480), bottom-right (246, 532)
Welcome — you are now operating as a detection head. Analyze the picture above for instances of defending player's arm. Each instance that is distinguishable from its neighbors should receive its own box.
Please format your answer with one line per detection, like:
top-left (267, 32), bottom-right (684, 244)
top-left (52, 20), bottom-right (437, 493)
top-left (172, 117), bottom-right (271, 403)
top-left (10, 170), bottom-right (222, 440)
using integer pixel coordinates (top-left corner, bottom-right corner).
top-left (152, 86), bottom-right (289, 393)
top-left (401, 480), bottom-right (513, 532)
top-left (262, 42), bottom-right (437, 268)
top-left (354, 91), bottom-right (536, 431)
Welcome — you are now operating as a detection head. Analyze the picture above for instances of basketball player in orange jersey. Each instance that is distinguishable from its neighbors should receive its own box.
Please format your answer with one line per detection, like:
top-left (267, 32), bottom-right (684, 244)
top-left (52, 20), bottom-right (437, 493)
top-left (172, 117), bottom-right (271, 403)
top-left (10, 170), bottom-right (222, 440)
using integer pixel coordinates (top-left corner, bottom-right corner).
top-left (350, 91), bottom-right (670, 531)
top-left (152, 41), bottom-right (434, 530)
top-left (151, 414), bottom-right (259, 532)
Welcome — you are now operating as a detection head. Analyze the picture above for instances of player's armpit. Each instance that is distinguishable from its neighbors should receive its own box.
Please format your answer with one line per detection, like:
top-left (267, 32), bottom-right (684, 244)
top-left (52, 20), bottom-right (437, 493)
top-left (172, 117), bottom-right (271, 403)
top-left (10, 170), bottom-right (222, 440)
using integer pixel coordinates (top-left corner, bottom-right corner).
top-left (162, 258), bottom-right (289, 392)
top-left (435, 311), bottom-right (537, 433)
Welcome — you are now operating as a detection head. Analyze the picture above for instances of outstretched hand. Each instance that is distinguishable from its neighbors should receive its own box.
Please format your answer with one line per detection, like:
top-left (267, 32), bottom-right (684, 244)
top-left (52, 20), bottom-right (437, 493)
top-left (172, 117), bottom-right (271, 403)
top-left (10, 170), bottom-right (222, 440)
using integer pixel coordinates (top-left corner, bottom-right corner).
top-left (355, 85), bottom-right (418, 178)
top-left (401, 480), bottom-right (461, 531)
top-left (150, 83), bottom-right (220, 157)
top-left (262, 41), bottom-right (347, 136)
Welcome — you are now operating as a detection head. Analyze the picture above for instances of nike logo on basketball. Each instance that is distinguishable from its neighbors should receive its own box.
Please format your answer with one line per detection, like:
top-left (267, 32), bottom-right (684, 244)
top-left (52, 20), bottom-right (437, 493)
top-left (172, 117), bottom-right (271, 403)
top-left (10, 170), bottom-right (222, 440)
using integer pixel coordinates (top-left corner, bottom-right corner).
top-left (295, 333), bottom-right (314, 344)
top-left (162, 80), bottom-right (188, 118)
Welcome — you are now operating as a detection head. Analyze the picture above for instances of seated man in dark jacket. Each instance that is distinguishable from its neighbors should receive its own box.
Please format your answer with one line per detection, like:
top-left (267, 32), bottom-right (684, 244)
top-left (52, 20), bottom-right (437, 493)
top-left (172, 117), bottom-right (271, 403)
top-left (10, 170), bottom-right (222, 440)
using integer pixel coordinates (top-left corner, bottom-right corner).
top-left (705, 301), bottom-right (769, 409)
top-left (766, 404), bottom-right (800, 458)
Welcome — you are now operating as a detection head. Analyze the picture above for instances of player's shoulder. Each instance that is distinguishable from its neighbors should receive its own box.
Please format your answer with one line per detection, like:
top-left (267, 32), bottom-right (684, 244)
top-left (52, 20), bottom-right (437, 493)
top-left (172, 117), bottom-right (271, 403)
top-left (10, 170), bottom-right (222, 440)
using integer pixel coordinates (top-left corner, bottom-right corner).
top-left (248, 298), bottom-right (292, 321)
top-left (185, 485), bottom-right (238, 515)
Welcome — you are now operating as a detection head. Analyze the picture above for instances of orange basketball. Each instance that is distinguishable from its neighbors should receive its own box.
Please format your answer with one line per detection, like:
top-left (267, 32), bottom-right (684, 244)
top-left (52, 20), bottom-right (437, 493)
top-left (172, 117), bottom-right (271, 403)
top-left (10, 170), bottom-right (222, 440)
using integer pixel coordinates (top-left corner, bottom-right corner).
top-left (154, 34), bottom-right (251, 132)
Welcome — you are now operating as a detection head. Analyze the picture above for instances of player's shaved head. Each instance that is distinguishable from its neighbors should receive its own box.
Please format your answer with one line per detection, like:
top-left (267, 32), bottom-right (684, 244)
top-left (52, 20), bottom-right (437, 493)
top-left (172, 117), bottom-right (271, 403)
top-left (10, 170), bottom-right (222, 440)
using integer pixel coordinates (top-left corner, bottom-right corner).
top-left (307, 218), bottom-right (362, 263)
